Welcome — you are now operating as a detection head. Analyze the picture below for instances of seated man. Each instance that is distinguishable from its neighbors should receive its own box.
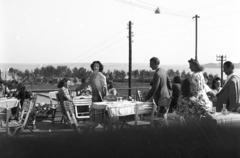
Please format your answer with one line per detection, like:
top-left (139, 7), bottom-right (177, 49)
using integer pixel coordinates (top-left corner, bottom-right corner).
top-left (216, 61), bottom-right (240, 112)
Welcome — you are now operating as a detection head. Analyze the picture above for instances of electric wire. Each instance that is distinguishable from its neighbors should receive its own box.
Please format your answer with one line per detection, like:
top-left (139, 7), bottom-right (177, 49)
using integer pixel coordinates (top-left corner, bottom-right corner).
top-left (68, 37), bottom-right (126, 65)
top-left (64, 28), bottom-right (125, 63)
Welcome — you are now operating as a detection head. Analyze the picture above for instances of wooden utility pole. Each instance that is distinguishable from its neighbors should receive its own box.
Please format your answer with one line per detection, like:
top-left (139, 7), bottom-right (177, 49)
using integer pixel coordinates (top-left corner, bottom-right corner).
top-left (216, 55), bottom-right (227, 86)
top-left (193, 15), bottom-right (200, 60)
top-left (128, 21), bottom-right (133, 97)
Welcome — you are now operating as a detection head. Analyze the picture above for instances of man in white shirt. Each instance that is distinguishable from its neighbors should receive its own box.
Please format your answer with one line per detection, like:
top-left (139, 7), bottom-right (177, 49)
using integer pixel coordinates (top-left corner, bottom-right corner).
top-left (216, 61), bottom-right (240, 112)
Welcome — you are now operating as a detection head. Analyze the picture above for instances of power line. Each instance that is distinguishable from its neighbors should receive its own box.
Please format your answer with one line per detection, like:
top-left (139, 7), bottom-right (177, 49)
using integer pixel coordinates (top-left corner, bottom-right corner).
top-left (136, 21), bottom-right (192, 36)
top-left (68, 37), bottom-right (126, 65)
top-left (185, 0), bottom-right (236, 13)
top-left (97, 44), bottom-right (127, 59)
top-left (134, 22), bottom-right (240, 41)
top-left (64, 28), bottom-right (126, 63)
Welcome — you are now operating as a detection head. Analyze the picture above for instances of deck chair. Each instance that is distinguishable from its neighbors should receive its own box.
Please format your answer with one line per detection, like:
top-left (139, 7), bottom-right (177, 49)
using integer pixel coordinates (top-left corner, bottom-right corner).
top-left (0, 99), bottom-right (34, 136)
top-left (49, 91), bottom-right (64, 124)
top-left (126, 101), bottom-right (156, 128)
top-left (73, 96), bottom-right (98, 131)
top-left (63, 100), bottom-right (82, 133)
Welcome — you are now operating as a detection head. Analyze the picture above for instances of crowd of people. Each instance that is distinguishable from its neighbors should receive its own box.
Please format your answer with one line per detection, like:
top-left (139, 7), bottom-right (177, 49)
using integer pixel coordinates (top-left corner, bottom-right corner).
top-left (1, 57), bottom-right (240, 126)
top-left (144, 57), bottom-right (240, 123)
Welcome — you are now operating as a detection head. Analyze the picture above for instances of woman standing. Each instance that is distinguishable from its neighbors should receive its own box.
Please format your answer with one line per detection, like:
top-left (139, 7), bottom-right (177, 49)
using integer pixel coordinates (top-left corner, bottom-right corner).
top-left (188, 58), bottom-right (215, 109)
top-left (88, 61), bottom-right (108, 102)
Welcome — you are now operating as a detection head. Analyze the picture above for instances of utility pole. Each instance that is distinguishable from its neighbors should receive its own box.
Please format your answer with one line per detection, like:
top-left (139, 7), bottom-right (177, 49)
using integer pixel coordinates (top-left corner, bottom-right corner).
top-left (216, 55), bottom-right (227, 86)
top-left (128, 21), bottom-right (133, 97)
top-left (193, 15), bottom-right (200, 60)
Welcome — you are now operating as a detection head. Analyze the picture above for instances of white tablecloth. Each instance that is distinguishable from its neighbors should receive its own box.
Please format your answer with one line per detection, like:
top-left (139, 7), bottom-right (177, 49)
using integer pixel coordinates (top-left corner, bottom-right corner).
top-left (0, 98), bottom-right (19, 109)
top-left (212, 112), bottom-right (240, 126)
top-left (91, 101), bottom-right (153, 117)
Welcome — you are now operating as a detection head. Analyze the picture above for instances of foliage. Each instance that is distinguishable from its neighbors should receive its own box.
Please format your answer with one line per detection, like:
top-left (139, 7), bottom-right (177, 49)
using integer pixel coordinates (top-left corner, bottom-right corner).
top-left (7, 64), bottom-right (219, 85)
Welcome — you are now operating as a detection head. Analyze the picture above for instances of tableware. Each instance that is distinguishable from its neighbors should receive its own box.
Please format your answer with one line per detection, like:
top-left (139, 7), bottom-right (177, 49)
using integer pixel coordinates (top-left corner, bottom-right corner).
top-left (221, 104), bottom-right (229, 115)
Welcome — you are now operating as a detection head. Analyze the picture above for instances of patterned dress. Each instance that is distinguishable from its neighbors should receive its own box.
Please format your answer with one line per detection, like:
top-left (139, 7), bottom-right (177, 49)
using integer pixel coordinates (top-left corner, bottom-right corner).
top-left (89, 71), bottom-right (108, 123)
top-left (192, 72), bottom-right (212, 108)
top-left (176, 94), bottom-right (208, 121)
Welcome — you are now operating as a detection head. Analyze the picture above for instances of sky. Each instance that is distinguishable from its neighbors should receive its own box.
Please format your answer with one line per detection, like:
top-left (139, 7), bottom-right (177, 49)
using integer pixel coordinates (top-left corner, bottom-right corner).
top-left (1, 0), bottom-right (240, 65)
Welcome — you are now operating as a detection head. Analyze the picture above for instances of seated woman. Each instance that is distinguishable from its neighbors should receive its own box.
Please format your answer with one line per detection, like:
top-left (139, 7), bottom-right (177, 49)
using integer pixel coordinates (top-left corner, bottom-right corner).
top-left (212, 77), bottom-right (222, 94)
top-left (175, 77), bottom-right (215, 122)
top-left (57, 78), bottom-right (73, 102)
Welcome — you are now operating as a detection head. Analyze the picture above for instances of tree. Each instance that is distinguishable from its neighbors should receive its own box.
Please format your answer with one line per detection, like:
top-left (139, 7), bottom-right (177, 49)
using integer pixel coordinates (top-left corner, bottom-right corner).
top-left (181, 70), bottom-right (186, 79)
top-left (175, 70), bottom-right (180, 76)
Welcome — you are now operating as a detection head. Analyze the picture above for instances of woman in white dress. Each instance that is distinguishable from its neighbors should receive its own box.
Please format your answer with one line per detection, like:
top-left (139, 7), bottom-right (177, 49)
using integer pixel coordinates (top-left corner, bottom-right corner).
top-left (188, 58), bottom-right (215, 109)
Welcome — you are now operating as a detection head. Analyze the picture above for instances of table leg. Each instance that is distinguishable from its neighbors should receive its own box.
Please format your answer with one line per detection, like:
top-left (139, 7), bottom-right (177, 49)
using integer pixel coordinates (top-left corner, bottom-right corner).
top-left (6, 108), bottom-right (9, 137)
top-left (52, 109), bottom-right (56, 125)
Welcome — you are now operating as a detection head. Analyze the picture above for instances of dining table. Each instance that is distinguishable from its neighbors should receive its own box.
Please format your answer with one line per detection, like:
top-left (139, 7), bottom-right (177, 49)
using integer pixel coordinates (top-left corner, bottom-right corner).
top-left (0, 98), bottom-right (20, 136)
top-left (91, 101), bottom-right (153, 129)
top-left (209, 112), bottom-right (240, 127)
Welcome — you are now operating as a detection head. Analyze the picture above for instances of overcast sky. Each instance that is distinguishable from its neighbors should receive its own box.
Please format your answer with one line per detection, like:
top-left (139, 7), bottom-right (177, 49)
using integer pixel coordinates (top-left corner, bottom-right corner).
top-left (1, 0), bottom-right (240, 65)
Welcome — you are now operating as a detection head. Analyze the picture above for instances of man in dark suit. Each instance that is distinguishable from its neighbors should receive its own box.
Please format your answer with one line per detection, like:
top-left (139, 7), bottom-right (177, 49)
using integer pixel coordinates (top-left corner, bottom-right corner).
top-left (145, 57), bottom-right (172, 114)
top-left (216, 61), bottom-right (240, 112)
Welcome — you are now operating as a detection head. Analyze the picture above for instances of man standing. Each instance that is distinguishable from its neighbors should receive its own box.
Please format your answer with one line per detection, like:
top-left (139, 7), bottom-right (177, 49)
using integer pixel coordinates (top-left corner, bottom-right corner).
top-left (145, 57), bottom-right (172, 114)
top-left (216, 61), bottom-right (240, 112)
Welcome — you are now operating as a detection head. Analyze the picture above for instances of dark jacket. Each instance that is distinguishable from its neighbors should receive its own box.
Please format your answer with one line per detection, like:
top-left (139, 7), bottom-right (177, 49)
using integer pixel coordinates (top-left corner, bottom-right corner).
top-left (145, 67), bottom-right (172, 106)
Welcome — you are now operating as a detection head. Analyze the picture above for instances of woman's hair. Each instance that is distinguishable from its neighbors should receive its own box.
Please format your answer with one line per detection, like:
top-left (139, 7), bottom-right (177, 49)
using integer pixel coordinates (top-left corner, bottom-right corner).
top-left (188, 58), bottom-right (204, 72)
top-left (181, 77), bottom-right (198, 97)
top-left (90, 61), bottom-right (104, 72)
top-left (57, 78), bottom-right (69, 88)
top-left (173, 76), bottom-right (182, 84)
top-left (212, 77), bottom-right (221, 89)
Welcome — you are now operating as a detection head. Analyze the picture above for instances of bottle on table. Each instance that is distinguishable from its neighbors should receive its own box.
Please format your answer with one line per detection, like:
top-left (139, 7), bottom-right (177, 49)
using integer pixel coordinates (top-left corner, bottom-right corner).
top-left (221, 104), bottom-right (228, 115)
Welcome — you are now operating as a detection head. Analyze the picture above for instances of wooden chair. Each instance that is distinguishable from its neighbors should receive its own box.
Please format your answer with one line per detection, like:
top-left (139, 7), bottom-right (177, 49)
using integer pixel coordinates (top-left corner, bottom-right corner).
top-left (63, 100), bottom-right (82, 133)
top-left (0, 99), bottom-right (34, 136)
top-left (49, 91), bottom-right (64, 124)
top-left (56, 93), bottom-right (68, 124)
top-left (73, 96), bottom-right (98, 132)
top-left (143, 97), bottom-right (172, 127)
top-left (126, 101), bottom-right (156, 128)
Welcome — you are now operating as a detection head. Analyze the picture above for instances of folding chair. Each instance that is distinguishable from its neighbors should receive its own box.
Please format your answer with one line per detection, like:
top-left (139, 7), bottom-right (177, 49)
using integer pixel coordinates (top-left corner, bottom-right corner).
top-left (0, 99), bottom-right (34, 137)
top-left (126, 101), bottom-right (156, 128)
top-left (63, 100), bottom-right (82, 133)
top-left (73, 96), bottom-right (97, 131)
top-left (49, 91), bottom-right (64, 124)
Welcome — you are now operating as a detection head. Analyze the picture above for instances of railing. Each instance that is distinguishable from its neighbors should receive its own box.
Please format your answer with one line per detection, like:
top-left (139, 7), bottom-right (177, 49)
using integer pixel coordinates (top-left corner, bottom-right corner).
top-left (31, 87), bottom-right (150, 100)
